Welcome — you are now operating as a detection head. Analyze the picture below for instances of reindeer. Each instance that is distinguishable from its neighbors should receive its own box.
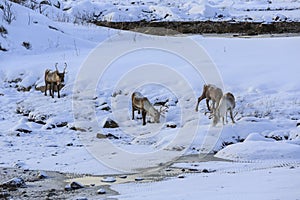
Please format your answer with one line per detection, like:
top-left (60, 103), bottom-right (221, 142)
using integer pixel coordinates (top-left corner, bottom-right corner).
top-left (44, 63), bottom-right (67, 98)
top-left (213, 92), bottom-right (236, 126)
top-left (131, 92), bottom-right (166, 126)
top-left (195, 84), bottom-right (223, 114)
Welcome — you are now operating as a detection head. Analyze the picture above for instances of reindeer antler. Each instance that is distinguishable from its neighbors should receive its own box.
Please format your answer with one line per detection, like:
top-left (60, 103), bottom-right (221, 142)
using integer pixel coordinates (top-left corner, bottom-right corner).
top-left (159, 105), bottom-right (169, 118)
top-left (55, 63), bottom-right (59, 71)
top-left (63, 62), bottom-right (67, 72)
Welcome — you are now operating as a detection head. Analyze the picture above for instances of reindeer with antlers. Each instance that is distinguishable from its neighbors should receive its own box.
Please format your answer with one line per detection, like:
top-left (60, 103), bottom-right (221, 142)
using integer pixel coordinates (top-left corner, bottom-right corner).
top-left (44, 63), bottom-right (67, 98)
top-left (131, 92), bottom-right (167, 126)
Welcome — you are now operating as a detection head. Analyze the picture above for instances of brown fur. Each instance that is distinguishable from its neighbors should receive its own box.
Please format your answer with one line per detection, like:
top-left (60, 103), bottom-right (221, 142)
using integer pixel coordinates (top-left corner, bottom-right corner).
top-left (195, 84), bottom-right (223, 113)
top-left (213, 92), bottom-right (236, 126)
top-left (131, 92), bottom-right (160, 126)
top-left (44, 63), bottom-right (66, 98)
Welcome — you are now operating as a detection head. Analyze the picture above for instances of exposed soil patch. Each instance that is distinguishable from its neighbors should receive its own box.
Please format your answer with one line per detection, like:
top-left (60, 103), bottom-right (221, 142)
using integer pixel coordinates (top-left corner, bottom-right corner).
top-left (94, 21), bottom-right (300, 36)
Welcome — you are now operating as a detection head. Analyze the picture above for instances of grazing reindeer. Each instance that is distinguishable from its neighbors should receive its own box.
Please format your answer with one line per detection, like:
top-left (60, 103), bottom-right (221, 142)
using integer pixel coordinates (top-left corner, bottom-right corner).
top-left (131, 92), bottom-right (165, 126)
top-left (44, 63), bottom-right (67, 98)
top-left (195, 84), bottom-right (223, 114)
top-left (213, 92), bottom-right (236, 126)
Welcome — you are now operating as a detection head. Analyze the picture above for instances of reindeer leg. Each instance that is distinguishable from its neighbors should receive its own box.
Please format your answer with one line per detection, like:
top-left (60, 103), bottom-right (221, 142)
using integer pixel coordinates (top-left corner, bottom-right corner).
top-left (57, 84), bottom-right (60, 98)
top-left (48, 83), bottom-right (51, 97)
top-left (195, 97), bottom-right (201, 112)
top-left (51, 83), bottom-right (54, 98)
top-left (132, 105), bottom-right (135, 120)
top-left (206, 99), bottom-right (211, 111)
top-left (230, 109), bottom-right (235, 124)
top-left (142, 110), bottom-right (146, 126)
top-left (225, 110), bottom-right (228, 124)
top-left (45, 82), bottom-right (48, 96)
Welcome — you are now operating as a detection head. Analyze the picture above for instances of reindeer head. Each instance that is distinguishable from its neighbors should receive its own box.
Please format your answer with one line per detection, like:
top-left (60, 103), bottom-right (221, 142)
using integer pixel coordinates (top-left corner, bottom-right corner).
top-left (57, 63), bottom-right (67, 83)
top-left (153, 109), bottom-right (160, 123)
top-left (156, 106), bottom-right (168, 123)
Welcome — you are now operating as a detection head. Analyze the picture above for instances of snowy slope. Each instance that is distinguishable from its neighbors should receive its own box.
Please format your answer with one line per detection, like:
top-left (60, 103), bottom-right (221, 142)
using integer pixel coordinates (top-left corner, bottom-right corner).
top-left (8, 0), bottom-right (300, 23)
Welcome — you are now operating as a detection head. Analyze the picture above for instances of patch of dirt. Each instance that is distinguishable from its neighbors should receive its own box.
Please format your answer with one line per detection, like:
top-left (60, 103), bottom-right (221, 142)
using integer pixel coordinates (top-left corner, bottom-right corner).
top-left (93, 21), bottom-right (300, 36)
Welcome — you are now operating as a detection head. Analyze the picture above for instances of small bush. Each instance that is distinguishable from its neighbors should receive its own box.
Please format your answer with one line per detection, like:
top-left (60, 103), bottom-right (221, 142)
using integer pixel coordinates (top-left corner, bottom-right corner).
top-left (0, 25), bottom-right (8, 37)
top-left (10, 0), bottom-right (26, 4)
top-left (2, 0), bottom-right (16, 24)
top-left (0, 43), bottom-right (8, 51)
top-left (22, 41), bottom-right (32, 50)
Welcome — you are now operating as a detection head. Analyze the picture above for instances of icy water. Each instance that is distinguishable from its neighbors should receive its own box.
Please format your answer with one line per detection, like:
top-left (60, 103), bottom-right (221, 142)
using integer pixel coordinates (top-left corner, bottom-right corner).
top-left (67, 154), bottom-right (226, 186)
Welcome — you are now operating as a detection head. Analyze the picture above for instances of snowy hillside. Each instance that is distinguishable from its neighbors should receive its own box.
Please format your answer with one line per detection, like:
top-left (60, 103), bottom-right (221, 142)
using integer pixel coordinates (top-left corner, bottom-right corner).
top-left (1, 1), bottom-right (300, 199)
top-left (6, 0), bottom-right (300, 23)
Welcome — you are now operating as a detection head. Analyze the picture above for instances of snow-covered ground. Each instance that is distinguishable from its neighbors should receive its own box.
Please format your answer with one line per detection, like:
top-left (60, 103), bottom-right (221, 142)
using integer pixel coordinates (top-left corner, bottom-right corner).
top-left (1, 0), bottom-right (300, 199)
top-left (112, 163), bottom-right (300, 200)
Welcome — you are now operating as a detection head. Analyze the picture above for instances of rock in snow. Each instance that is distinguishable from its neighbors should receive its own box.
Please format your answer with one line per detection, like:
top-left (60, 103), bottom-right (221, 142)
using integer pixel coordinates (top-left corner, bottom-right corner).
top-left (101, 177), bottom-right (116, 183)
top-left (97, 188), bottom-right (106, 194)
top-left (102, 118), bottom-right (119, 128)
top-left (1, 177), bottom-right (26, 188)
top-left (65, 181), bottom-right (84, 191)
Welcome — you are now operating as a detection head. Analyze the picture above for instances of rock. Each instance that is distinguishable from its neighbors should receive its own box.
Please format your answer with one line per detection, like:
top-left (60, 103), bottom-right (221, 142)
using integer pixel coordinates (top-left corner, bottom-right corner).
top-left (65, 181), bottom-right (84, 191)
top-left (135, 177), bottom-right (144, 181)
top-left (188, 168), bottom-right (199, 172)
top-left (1, 177), bottom-right (26, 188)
top-left (119, 175), bottom-right (127, 179)
top-left (0, 190), bottom-right (10, 198)
top-left (69, 126), bottom-right (86, 132)
top-left (37, 171), bottom-right (48, 179)
top-left (56, 122), bottom-right (68, 128)
top-left (103, 118), bottom-right (119, 128)
top-left (96, 133), bottom-right (106, 139)
top-left (166, 122), bottom-right (177, 128)
top-left (101, 177), bottom-right (116, 183)
top-left (71, 182), bottom-right (84, 189)
top-left (99, 103), bottom-right (111, 112)
top-left (101, 106), bottom-right (111, 111)
top-left (273, 14), bottom-right (287, 22)
top-left (202, 169), bottom-right (216, 173)
top-left (96, 133), bottom-right (119, 139)
top-left (16, 128), bottom-right (32, 133)
top-left (47, 189), bottom-right (56, 198)
top-left (64, 184), bottom-right (72, 191)
top-left (97, 188), bottom-right (106, 194)
top-left (177, 174), bottom-right (185, 179)
top-left (13, 162), bottom-right (29, 170)
top-left (297, 122), bottom-right (300, 127)
top-left (107, 133), bottom-right (119, 139)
